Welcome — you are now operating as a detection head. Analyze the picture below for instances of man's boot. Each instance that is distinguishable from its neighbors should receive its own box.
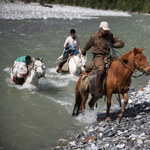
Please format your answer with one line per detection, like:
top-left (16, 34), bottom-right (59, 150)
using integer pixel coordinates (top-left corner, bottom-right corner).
top-left (95, 73), bottom-right (103, 98)
top-left (56, 67), bottom-right (61, 73)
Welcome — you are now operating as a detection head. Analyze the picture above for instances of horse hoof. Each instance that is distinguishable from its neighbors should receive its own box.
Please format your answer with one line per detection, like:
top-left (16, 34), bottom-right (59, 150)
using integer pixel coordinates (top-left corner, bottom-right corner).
top-left (82, 109), bottom-right (85, 115)
top-left (90, 107), bottom-right (94, 110)
top-left (106, 117), bottom-right (112, 122)
top-left (118, 114), bottom-right (123, 121)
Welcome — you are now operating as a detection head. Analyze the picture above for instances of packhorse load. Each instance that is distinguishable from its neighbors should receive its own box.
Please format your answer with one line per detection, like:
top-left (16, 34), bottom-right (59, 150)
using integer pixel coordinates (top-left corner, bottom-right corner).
top-left (11, 55), bottom-right (46, 86)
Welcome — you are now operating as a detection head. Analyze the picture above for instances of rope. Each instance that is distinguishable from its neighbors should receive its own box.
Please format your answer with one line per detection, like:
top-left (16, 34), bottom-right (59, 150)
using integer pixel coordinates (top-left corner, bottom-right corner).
top-left (46, 51), bottom-right (87, 69)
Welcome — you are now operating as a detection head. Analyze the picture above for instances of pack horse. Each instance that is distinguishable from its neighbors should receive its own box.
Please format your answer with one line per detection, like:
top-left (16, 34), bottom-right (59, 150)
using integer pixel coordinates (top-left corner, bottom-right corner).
top-left (72, 47), bottom-right (150, 121)
top-left (11, 57), bottom-right (46, 86)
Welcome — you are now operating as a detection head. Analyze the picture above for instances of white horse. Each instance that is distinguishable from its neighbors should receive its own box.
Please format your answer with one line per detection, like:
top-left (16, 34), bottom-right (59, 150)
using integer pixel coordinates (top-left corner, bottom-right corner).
top-left (11, 57), bottom-right (46, 86)
top-left (68, 54), bottom-right (87, 75)
top-left (57, 54), bottom-right (87, 75)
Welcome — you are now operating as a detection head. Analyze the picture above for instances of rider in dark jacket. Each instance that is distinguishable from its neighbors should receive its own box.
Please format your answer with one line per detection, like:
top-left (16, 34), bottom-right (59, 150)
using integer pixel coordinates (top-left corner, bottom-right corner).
top-left (82, 21), bottom-right (124, 98)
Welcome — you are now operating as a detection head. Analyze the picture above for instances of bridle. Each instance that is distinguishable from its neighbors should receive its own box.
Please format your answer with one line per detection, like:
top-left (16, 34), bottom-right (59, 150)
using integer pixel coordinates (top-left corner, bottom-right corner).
top-left (33, 60), bottom-right (46, 78)
top-left (108, 46), bottom-right (150, 78)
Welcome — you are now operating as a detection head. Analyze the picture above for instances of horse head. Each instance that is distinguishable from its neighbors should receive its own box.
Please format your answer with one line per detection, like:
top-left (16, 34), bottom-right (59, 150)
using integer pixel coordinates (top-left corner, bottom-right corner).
top-left (78, 54), bottom-right (87, 72)
top-left (133, 47), bottom-right (150, 75)
top-left (33, 57), bottom-right (46, 78)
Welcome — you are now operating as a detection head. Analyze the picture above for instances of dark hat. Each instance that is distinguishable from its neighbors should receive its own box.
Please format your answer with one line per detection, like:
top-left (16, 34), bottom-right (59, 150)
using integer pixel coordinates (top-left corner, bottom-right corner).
top-left (25, 55), bottom-right (32, 64)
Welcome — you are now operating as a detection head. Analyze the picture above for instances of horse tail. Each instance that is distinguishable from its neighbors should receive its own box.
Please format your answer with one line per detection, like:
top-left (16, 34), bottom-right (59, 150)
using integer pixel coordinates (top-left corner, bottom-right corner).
top-left (72, 72), bottom-right (85, 116)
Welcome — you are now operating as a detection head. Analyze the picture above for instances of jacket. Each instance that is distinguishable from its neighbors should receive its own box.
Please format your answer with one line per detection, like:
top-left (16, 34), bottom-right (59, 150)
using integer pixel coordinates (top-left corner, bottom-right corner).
top-left (82, 31), bottom-right (124, 55)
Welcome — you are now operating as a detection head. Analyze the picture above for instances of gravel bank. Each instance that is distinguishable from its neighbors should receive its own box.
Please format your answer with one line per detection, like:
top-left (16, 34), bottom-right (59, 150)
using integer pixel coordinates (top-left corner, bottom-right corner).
top-left (54, 81), bottom-right (150, 150)
top-left (0, 1), bottom-right (131, 20)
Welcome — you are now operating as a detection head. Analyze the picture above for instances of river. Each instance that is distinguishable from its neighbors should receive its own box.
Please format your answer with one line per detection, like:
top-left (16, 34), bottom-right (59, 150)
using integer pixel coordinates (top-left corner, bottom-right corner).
top-left (0, 12), bottom-right (150, 149)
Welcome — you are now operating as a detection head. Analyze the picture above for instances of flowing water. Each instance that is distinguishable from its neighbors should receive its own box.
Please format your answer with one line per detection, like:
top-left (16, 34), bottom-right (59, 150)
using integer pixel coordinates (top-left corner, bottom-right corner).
top-left (1, 14), bottom-right (150, 149)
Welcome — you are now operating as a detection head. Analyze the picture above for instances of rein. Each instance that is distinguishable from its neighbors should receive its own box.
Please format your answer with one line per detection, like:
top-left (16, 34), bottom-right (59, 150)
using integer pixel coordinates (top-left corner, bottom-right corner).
top-left (108, 46), bottom-right (147, 78)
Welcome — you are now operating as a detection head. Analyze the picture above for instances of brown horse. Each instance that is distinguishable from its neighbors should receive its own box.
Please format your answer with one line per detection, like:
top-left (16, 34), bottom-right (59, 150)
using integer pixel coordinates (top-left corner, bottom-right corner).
top-left (72, 47), bottom-right (150, 121)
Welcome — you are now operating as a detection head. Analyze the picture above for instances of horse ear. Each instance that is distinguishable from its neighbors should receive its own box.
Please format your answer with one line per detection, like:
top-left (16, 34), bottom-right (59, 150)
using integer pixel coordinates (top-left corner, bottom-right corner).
top-left (141, 47), bottom-right (144, 53)
top-left (32, 57), bottom-right (35, 61)
top-left (133, 47), bottom-right (138, 55)
top-left (40, 57), bottom-right (43, 62)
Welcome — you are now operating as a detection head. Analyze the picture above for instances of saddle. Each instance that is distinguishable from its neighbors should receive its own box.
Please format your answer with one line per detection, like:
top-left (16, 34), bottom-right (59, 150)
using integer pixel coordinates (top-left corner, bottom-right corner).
top-left (55, 56), bottom-right (72, 72)
top-left (80, 55), bottom-right (117, 93)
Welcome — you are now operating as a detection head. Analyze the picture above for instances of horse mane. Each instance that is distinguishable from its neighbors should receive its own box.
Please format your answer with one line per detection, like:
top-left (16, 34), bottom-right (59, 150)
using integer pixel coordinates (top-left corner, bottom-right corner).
top-left (120, 47), bottom-right (144, 64)
top-left (120, 50), bottom-right (133, 63)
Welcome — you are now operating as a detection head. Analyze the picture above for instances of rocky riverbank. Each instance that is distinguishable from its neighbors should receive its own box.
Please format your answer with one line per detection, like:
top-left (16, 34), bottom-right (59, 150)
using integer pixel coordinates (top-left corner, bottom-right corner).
top-left (54, 81), bottom-right (150, 150)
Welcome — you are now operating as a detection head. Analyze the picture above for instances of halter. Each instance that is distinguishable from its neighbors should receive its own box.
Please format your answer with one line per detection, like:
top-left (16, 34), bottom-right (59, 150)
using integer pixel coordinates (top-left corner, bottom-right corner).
top-left (33, 60), bottom-right (46, 78)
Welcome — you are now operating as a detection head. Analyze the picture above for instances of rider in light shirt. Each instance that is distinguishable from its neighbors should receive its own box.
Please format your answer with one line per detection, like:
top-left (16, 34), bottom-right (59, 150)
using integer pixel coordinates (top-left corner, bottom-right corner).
top-left (56, 29), bottom-right (81, 73)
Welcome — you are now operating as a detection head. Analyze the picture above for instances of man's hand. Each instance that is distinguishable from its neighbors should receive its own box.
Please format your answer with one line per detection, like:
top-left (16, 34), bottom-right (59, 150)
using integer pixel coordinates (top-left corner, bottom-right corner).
top-left (82, 51), bottom-right (86, 56)
top-left (108, 43), bottom-right (114, 48)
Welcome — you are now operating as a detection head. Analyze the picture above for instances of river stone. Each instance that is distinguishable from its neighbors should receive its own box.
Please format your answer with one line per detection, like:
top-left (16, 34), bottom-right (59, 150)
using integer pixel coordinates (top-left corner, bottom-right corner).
top-left (145, 130), bottom-right (150, 135)
top-left (57, 139), bottom-right (68, 146)
top-left (137, 139), bottom-right (143, 144)
top-left (99, 126), bottom-right (105, 132)
top-left (108, 129), bottom-right (117, 137)
top-left (103, 129), bottom-right (112, 135)
top-left (116, 144), bottom-right (125, 149)
top-left (69, 141), bottom-right (76, 146)
top-left (99, 132), bottom-right (103, 138)
top-left (82, 136), bottom-right (97, 144)
top-left (124, 132), bottom-right (131, 137)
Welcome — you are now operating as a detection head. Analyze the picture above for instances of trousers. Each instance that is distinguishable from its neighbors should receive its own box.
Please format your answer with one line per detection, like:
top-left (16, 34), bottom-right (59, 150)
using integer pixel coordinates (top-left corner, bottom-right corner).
top-left (93, 54), bottom-right (106, 94)
top-left (59, 52), bottom-right (69, 69)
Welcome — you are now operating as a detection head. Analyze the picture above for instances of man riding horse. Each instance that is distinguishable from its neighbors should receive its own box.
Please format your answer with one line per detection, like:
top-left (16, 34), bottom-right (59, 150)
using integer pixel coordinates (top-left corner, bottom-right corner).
top-left (56, 29), bottom-right (81, 73)
top-left (82, 21), bottom-right (124, 98)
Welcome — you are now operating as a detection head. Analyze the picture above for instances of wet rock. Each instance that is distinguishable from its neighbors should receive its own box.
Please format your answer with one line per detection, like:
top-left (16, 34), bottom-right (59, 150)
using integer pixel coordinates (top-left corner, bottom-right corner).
top-left (57, 139), bottom-right (68, 146)
top-left (131, 87), bottom-right (135, 91)
top-left (53, 146), bottom-right (63, 150)
top-left (82, 136), bottom-right (97, 144)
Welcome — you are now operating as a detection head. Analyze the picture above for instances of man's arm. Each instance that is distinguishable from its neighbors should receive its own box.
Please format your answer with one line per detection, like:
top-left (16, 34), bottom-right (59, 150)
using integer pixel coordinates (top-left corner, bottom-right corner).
top-left (112, 35), bottom-right (124, 48)
top-left (82, 36), bottom-right (93, 53)
top-left (64, 37), bottom-right (69, 47)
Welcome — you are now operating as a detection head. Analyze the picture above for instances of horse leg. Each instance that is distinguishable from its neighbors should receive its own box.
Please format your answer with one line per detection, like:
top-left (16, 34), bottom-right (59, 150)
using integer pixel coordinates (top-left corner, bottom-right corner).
top-left (106, 92), bottom-right (112, 121)
top-left (88, 96), bottom-right (98, 110)
top-left (118, 92), bottom-right (128, 120)
top-left (80, 92), bottom-right (89, 115)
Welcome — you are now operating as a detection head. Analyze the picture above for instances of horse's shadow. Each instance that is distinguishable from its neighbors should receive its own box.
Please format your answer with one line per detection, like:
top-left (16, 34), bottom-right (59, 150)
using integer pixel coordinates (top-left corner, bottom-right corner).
top-left (97, 101), bottom-right (150, 121)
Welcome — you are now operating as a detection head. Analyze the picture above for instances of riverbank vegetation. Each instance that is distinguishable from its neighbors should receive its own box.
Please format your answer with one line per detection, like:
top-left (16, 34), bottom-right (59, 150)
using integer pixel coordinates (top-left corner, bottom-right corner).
top-left (16, 0), bottom-right (150, 13)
